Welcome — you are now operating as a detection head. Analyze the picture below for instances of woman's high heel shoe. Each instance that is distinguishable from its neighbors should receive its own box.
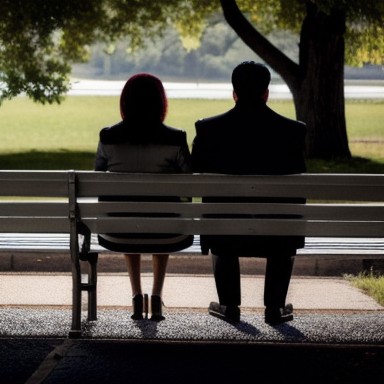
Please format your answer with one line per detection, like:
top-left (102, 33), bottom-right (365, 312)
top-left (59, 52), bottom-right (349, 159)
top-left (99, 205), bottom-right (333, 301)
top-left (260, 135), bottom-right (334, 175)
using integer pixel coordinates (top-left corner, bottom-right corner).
top-left (150, 295), bottom-right (165, 321)
top-left (131, 294), bottom-right (143, 320)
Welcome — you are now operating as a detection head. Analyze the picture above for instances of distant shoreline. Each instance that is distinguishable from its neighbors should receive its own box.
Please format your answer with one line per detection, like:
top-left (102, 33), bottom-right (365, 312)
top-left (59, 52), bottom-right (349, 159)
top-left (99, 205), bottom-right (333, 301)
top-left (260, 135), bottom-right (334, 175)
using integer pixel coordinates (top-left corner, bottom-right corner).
top-left (67, 79), bottom-right (384, 99)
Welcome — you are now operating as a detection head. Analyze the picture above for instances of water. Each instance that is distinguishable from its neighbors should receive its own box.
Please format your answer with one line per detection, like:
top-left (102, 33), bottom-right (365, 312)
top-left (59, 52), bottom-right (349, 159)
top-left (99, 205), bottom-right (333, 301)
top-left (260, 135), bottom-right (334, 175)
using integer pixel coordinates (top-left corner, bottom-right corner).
top-left (67, 79), bottom-right (384, 99)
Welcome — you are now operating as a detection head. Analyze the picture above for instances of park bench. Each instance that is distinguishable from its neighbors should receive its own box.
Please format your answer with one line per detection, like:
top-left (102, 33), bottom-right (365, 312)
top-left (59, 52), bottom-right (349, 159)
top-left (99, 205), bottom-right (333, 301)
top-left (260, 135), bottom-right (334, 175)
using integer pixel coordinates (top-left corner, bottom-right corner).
top-left (0, 170), bottom-right (384, 337)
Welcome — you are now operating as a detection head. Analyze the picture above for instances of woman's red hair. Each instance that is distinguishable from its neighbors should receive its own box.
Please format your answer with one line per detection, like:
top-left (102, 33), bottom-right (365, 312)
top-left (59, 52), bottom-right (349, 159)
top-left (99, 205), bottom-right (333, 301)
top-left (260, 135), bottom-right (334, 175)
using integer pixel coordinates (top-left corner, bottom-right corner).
top-left (120, 73), bottom-right (168, 122)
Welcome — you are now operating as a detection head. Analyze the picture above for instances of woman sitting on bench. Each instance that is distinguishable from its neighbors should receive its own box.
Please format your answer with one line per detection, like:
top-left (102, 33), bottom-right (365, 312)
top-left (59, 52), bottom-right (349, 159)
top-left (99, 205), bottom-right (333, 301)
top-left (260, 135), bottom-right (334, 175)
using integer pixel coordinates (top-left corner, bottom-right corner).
top-left (94, 73), bottom-right (192, 321)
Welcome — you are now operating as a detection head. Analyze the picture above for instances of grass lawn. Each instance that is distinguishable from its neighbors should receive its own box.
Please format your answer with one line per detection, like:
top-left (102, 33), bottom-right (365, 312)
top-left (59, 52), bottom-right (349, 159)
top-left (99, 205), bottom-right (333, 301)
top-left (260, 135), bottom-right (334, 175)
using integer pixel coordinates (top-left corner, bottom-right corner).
top-left (344, 273), bottom-right (384, 306)
top-left (0, 96), bottom-right (383, 171)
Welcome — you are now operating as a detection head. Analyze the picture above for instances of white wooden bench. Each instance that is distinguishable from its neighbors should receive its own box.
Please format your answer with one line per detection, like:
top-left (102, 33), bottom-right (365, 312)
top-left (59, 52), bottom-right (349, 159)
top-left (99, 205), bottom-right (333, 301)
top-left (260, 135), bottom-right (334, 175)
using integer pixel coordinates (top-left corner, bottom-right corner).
top-left (1, 170), bottom-right (383, 337)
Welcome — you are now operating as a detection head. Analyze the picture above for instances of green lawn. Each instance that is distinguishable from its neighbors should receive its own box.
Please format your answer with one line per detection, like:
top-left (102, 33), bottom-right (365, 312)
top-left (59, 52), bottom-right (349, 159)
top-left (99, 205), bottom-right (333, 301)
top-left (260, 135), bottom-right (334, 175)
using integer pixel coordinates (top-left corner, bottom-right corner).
top-left (0, 96), bottom-right (383, 171)
top-left (0, 97), bottom-right (238, 152)
top-left (344, 273), bottom-right (384, 306)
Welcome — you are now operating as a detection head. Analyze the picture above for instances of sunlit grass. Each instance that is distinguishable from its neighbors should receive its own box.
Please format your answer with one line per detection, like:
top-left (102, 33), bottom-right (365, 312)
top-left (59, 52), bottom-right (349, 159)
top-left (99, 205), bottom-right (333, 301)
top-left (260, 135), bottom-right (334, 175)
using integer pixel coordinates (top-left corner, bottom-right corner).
top-left (344, 272), bottom-right (384, 306)
top-left (345, 101), bottom-right (384, 140)
top-left (349, 142), bottom-right (384, 163)
top-left (0, 96), bottom-right (333, 151)
top-left (0, 96), bottom-right (119, 152)
top-left (0, 96), bottom-right (383, 171)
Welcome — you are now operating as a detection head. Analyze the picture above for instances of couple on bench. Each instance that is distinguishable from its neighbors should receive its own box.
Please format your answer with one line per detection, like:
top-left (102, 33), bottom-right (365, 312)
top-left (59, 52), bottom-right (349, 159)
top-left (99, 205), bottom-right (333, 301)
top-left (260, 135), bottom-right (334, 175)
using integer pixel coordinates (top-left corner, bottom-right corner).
top-left (94, 62), bottom-right (306, 325)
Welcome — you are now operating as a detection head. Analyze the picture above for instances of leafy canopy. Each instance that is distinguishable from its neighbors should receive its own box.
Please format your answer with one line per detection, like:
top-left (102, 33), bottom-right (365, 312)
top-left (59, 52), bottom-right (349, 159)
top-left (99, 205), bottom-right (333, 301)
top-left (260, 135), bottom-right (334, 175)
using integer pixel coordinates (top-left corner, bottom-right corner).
top-left (234, 0), bottom-right (384, 67)
top-left (0, 0), bottom-right (382, 105)
top-left (0, 0), bottom-right (214, 104)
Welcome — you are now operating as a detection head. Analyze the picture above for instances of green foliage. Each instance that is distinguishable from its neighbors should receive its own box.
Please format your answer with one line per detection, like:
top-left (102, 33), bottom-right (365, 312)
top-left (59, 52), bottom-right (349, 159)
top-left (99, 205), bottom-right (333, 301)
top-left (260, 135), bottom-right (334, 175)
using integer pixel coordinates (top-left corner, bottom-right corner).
top-left (0, 0), bottom-right (215, 104)
top-left (237, 0), bottom-right (305, 33)
top-left (235, 0), bottom-right (384, 67)
top-left (1, 0), bottom-right (383, 106)
top-left (0, 0), bottom-right (105, 104)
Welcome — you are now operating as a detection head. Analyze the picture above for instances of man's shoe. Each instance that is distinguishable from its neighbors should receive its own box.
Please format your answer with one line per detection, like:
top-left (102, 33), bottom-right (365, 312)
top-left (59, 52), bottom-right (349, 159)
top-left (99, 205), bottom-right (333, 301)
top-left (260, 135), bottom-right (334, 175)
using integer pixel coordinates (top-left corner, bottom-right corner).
top-left (265, 304), bottom-right (293, 325)
top-left (208, 302), bottom-right (240, 323)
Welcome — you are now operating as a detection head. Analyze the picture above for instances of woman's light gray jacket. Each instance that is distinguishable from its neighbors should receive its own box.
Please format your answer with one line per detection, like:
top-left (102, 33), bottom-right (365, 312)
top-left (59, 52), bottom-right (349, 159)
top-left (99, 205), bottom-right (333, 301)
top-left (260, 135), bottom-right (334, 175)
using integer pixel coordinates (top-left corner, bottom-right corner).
top-left (94, 120), bottom-right (193, 253)
top-left (94, 120), bottom-right (191, 174)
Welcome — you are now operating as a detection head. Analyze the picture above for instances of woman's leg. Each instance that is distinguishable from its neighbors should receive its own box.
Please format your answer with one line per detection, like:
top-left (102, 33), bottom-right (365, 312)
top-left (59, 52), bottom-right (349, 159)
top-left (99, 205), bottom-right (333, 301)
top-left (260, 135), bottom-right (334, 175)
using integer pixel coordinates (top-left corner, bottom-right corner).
top-left (151, 254), bottom-right (169, 321)
top-left (124, 253), bottom-right (144, 319)
top-left (124, 254), bottom-right (142, 296)
top-left (152, 254), bottom-right (169, 296)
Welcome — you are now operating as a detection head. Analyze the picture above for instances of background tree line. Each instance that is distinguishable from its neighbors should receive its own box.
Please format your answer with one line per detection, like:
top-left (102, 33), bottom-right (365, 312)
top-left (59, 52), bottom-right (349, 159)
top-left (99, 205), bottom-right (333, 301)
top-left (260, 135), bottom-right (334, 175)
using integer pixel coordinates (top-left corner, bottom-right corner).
top-left (72, 14), bottom-right (383, 83)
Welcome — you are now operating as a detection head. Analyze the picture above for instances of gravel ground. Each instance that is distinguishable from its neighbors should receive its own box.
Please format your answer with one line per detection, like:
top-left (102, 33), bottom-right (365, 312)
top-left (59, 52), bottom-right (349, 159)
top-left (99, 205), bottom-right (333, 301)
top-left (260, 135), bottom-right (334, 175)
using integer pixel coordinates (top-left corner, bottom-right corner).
top-left (1, 307), bottom-right (384, 344)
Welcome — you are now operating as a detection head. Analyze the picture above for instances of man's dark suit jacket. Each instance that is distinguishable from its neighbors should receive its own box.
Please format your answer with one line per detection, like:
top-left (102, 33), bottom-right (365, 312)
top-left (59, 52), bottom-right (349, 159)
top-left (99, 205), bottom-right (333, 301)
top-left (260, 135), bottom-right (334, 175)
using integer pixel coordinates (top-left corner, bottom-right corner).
top-left (191, 98), bottom-right (307, 257)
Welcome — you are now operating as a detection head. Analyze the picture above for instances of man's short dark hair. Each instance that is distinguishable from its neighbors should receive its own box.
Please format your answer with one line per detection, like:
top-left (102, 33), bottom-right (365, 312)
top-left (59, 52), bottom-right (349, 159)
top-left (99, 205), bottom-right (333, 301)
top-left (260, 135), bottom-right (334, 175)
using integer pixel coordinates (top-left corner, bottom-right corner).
top-left (231, 61), bottom-right (271, 99)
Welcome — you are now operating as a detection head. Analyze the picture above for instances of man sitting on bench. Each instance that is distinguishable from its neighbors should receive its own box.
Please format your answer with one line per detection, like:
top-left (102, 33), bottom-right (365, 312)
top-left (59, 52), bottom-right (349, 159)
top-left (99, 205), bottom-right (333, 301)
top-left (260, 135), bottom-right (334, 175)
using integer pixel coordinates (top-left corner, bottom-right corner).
top-left (191, 61), bottom-right (307, 325)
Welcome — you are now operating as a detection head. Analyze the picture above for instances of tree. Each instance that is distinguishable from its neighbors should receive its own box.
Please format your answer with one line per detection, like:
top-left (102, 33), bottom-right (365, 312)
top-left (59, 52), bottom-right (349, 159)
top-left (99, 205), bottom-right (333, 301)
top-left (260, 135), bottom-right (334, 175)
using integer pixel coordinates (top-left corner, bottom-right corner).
top-left (217, 0), bottom-right (384, 159)
top-left (1, 0), bottom-right (100, 104)
top-left (0, 0), bottom-right (214, 105)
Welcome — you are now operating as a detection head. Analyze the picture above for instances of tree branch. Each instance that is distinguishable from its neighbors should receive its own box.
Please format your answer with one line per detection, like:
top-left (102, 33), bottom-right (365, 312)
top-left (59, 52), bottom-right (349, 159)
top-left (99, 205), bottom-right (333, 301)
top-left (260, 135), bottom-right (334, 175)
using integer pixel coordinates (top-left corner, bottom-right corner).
top-left (219, 0), bottom-right (299, 88)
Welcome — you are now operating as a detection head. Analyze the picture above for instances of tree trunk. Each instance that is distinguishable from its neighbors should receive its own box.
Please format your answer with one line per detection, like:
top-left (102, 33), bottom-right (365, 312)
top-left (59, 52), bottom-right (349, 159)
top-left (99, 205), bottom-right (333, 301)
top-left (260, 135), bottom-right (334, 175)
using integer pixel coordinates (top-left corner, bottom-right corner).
top-left (294, 4), bottom-right (351, 159)
top-left (219, 0), bottom-right (351, 160)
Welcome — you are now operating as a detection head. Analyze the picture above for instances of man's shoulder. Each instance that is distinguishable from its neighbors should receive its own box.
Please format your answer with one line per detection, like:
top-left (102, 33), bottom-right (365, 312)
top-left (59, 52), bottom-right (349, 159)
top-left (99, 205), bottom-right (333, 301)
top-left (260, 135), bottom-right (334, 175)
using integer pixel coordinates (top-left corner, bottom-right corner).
top-left (263, 107), bottom-right (306, 140)
top-left (267, 106), bottom-right (306, 129)
top-left (195, 109), bottom-right (234, 131)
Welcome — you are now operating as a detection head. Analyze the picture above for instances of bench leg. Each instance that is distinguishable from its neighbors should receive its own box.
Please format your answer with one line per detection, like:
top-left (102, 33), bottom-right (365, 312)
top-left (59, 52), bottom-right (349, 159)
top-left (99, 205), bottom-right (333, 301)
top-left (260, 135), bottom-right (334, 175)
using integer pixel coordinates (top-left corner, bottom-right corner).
top-left (87, 253), bottom-right (98, 321)
top-left (68, 171), bottom-right (84, 338)
top-left (69, 255), bottom-right (82, 339)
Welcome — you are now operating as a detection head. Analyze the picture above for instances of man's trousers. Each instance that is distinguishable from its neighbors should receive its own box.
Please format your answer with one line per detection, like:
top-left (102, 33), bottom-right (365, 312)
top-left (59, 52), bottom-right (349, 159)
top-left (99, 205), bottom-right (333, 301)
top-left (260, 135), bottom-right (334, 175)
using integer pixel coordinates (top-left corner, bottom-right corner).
top-left (211, 252), bottom-right (295, 308)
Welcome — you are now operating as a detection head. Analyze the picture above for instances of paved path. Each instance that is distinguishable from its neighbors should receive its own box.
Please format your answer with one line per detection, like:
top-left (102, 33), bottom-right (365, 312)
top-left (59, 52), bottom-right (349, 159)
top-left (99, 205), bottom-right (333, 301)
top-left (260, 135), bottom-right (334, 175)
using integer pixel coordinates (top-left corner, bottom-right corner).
top-left (0, 272), bottom-right (382, 310)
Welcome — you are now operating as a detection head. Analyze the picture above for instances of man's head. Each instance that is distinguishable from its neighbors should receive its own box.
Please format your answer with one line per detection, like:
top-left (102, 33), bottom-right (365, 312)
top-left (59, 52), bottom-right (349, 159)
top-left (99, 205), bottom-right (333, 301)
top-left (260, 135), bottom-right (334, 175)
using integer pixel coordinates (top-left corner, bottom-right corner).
top-left (231, 61), bottom-right (271, 101)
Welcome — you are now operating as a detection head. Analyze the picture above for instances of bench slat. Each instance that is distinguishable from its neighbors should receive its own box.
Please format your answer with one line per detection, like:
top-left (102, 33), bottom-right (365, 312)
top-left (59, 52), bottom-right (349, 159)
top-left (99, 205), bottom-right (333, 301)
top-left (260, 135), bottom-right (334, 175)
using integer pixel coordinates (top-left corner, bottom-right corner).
top-left (0, 202), bottom-right (68, 216)
top-left (75, 172), bottom-right (384, 201)
top-left (1, 235), bottom-right (384, 256)
top-left (0, 218), bottom-right (70, 233)
top-left (77, 201), bottom-right (384, 222)
top-left (1, 201), bottom-right (382, 223)
top-left (0, 171), bottom-right (69, 197)
top-left (82, 217), bottom-right (384, 238)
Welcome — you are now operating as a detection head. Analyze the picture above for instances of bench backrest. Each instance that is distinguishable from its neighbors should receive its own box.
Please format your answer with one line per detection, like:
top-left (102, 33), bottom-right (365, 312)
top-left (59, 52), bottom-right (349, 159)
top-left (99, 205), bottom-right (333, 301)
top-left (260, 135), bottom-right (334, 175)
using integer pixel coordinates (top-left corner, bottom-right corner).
top-left (1, 170), bottom-right (384, 238)
top-left (0, 171), bottom-right (70, 233)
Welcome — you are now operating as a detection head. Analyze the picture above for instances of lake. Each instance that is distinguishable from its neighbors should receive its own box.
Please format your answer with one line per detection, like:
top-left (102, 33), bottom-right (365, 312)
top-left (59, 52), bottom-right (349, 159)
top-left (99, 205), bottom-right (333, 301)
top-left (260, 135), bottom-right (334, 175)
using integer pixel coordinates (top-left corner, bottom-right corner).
top-left (67, 80), bottom-right (384, 99)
